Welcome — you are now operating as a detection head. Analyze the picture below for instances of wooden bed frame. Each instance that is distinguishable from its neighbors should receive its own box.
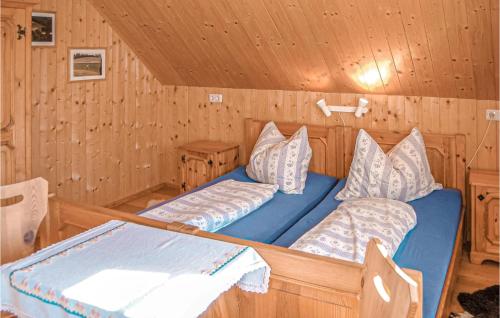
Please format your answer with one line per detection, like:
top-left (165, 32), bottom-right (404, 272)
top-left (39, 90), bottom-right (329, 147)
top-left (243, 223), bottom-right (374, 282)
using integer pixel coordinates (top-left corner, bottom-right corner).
top-left (22, 118), bottom-right (465, 318)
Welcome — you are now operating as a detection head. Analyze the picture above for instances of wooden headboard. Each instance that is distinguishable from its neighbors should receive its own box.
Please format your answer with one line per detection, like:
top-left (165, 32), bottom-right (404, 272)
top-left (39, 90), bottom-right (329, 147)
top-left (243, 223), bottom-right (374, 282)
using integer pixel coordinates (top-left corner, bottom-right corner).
top-left (341, 127), bottom-right (466, 201)
top-left (243, 118), bottom-right (466, 201)
top-left (244, 118), bottom-right (343, 177)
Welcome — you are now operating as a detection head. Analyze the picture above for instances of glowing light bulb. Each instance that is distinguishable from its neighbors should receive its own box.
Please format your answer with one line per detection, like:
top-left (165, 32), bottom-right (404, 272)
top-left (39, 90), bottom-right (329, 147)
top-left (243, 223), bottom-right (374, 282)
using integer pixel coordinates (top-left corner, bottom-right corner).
top-left (354, 61), bottom-right (391, 90)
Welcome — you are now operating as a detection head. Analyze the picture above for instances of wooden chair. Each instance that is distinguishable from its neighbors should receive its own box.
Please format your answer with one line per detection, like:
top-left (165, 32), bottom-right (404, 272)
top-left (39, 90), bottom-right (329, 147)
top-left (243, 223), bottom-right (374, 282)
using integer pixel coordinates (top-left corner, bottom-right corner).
top-left (360, 239), bottom-right (421, 318)
top-left (0, 177), bottom-right (48, 264)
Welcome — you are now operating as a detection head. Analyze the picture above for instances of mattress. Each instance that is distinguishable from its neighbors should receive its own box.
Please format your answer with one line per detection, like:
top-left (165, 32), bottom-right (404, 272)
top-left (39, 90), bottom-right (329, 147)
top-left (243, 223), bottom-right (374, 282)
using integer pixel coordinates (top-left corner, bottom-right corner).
top-left (139, 166), bottom-right (337, 244)
top-left (273, 178), bottom-right (462, 318)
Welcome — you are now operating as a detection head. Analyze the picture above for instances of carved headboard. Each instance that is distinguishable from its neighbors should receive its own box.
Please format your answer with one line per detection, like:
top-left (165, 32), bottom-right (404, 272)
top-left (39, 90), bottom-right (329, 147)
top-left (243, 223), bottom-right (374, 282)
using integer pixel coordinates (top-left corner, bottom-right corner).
top-left (341, 127), bottom-right (466, 201)
top-left (243, 119), bottom-right (466, 201)
top-left (244, 118), bottom-right (342, 177)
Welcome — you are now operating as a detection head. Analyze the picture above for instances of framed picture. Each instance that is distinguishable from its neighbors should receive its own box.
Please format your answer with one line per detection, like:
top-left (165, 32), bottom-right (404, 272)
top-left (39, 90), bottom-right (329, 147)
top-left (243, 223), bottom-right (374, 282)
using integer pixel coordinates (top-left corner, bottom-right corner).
top-left (69, 48), bottom-right (106, 82)
top-left (32, 12), bottom-right (55, 46)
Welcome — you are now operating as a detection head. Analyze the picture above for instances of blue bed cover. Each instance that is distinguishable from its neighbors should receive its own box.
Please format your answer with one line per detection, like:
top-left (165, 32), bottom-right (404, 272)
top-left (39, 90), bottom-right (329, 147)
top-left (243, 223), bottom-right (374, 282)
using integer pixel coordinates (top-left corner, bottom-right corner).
top-left (139, 166), bottom-right (337, 244)
top-left (273, 179), bottom-right (462, 318)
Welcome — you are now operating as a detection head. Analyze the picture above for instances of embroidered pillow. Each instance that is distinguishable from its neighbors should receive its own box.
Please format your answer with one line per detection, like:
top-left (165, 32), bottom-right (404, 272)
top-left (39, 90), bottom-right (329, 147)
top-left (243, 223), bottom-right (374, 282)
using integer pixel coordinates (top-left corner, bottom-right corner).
top-left (336, 128), bottom-right (442, 202)
top-left (246, 122), bottom-right (312, 194)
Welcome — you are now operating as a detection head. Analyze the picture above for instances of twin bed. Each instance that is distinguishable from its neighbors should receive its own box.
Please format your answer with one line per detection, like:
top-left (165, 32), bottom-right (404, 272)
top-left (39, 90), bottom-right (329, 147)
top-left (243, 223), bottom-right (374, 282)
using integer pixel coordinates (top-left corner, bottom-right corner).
top-left (4, 118), bottom-right (465, 318)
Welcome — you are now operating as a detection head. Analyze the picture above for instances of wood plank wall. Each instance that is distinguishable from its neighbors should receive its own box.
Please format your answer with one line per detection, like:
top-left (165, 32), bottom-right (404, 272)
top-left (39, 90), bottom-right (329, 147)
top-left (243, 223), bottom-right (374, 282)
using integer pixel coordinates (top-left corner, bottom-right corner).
top-left (31, 0), bottom-right (165, 204)
top-left (31, 0), bottom-right (499, 205)
top-left (163, 88), bottom-right (499, 186)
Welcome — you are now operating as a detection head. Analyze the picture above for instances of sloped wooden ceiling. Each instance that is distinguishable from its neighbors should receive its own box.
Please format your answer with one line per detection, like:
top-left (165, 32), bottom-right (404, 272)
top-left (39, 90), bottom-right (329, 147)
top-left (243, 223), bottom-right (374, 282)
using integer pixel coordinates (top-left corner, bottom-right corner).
top-left (89, 0), bottom-right (499, 100)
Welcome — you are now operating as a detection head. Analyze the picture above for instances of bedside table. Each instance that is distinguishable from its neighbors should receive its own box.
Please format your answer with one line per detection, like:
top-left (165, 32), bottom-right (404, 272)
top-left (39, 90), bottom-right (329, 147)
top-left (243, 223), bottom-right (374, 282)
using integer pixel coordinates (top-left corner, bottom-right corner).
top-left (469, 169), bottom-right (499, 264)
top-left (178, 141), bottom-right (239, 193)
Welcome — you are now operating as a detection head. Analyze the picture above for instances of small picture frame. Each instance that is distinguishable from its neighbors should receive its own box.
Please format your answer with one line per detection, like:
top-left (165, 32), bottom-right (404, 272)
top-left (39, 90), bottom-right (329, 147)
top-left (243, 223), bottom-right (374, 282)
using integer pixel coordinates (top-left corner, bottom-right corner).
top-left (32, 11), bottom-right (55, 46)
top-left (69, 48), bottom-right (106, 82)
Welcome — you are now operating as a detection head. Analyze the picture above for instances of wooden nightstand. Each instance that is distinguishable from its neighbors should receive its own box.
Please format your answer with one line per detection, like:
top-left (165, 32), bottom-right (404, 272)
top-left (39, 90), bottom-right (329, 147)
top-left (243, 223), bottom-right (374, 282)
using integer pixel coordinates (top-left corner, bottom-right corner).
top-left (178, 141), bottom-right (239, 193)
top-left (469, 169), bottom-right (499, 264)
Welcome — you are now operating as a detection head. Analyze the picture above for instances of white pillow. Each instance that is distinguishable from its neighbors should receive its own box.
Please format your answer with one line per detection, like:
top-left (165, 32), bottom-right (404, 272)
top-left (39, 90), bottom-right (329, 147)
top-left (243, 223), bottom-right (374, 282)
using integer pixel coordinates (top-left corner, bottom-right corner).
top-left (246, 122), bottom-right (312, 194)
top-left (336, 128), bottom-right (442, 202)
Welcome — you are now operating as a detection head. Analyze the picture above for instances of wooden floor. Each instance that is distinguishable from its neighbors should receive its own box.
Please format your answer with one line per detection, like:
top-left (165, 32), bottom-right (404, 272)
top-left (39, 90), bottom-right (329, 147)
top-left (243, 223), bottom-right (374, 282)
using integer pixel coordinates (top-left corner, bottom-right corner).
top-left (447, 256), bottom-right (499, 315)
top-left (110, 184), bottom-right (179, 213)
top-left (110, 188), bottom-right (499, 316)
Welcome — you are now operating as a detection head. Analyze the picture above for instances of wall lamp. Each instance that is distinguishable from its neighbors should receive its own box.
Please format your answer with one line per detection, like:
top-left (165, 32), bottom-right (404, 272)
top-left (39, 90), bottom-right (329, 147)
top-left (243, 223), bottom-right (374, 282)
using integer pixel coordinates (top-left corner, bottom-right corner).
top-left (316, 97), bottom-right (369, 118)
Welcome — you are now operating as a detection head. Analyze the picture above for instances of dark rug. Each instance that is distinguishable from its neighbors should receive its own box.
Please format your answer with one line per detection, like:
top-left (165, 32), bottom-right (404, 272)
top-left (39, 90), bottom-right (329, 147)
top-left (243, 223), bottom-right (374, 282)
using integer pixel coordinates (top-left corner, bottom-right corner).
top-left (449, 285), bottom-right (499, 318)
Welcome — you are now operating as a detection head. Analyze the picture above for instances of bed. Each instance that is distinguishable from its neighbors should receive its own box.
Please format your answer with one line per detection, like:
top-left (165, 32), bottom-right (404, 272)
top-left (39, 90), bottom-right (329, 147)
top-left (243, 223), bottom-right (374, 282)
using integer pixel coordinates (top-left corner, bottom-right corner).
top-left (139, 166), bottom-right (337, 243)
top-left (38, 119), bottom-right (466, 318)
top-left (273, 179), bottom-right (462, 318)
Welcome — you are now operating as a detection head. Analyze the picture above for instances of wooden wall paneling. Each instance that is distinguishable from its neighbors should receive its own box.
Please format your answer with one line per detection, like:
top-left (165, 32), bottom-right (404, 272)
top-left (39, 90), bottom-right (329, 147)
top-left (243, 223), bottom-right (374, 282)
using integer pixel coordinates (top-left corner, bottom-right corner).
top-left (397, 0), bottom-right (439, 97)
top-left (442, 0), bottom-right (477, 98)
top-left (322, 0), bottom-right (375, 94)
top-left (135, 56), bottom-right (146, 192)
top-left (99, 23), bottom-right (113, 203)
top-left (420, 97), bottom-right (441, 133)
top-left (89, 0), bottom-right (499, 99)
top-left (372, 0), bottom-right (421, 96)
top-left (262, 0), bottom-right (335, 92)
top-left (180, 1), bottom-right (245, 89)
top-left (152, 77), bottom-right (161, 187)
top-left (226, 88), bottom-right (253, 164)
top-left (492, 0), bottom-right (499, 100)
top-left (369, 94), bottom-right (389, 130)
top-left (466, 0), bottom-right (497, 100)
top-left (57, 0), bottom-right (72, 200)
top-left (419, 0), bottom-right (458, 98)
top-left (138, 0), bottom-right (205, 87)
top-left (457, 99), bottom-right (478, 168)
top-left (120, 39), bottom-right (131, 199)
top-left (323, 93), bottom-right (342, 127)
top-left (387, 95), bottom-right (406, 131)
top-left (227, 1), bottom-right (293, 91)
top-left (85, 3), bottom-right (100, 203)
top-left (158, 86), bottom-right (168, 184)
top-left (403, 96), bottom-right (421, 129)
top-left (163, 86), bottom-right (189, 185)
top-left (86, 0), bottom-right (183, 86)
top-left (203, 1), bottom-right (281, 89)
top-left (439, 98), bottom-right (459, 135)
top-left (30, 0), bottom-right (168, 205)
top-left (294, 0), bottom-right (352, 93)
top-left (163, 0), bottom-right (240, 88)
top-left (208, 89), bottom-right (223, 141)
top-left (243, 0), bottom-right (309, 90)
top-left (339, 94), bottom-right (359, 128)
top-left (476, 100), bottom-right (499, 170)
top-left (187, 87), bottom-right (209, 142)
top-left (30, 0), bottom-right (499, 206)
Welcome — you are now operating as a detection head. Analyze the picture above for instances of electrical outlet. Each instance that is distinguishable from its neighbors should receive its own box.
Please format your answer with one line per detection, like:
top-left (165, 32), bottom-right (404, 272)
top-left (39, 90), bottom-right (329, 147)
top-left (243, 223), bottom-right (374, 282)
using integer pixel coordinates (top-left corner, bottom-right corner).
top-left (486, 109), bottom-right (500, 121)
top-left (209, 94), bottom-right (223, 103)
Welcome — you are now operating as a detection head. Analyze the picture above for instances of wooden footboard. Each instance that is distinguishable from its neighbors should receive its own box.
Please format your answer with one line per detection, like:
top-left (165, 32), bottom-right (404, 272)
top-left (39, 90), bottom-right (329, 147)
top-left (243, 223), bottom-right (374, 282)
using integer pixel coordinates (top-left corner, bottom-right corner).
top-left (36, 197), bottom-right (423, 318)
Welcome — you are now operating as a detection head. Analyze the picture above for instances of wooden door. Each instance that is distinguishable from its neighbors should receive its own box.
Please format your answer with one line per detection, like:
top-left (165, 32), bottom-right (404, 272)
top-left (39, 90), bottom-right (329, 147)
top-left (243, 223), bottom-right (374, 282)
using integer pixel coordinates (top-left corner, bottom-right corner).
top-left (1, 7), bottom-right (31, 185)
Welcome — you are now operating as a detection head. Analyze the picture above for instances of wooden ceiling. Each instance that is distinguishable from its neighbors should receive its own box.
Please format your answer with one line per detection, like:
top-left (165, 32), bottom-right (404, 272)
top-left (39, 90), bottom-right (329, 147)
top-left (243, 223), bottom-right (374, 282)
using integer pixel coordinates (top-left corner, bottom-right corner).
top-left (89, 0), bottom-right (499, 100)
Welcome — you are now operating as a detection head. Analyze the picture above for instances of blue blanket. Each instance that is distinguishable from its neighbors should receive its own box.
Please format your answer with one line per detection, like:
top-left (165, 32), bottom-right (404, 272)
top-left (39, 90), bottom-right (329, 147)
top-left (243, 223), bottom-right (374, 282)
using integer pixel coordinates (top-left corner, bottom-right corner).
top-left (273, 178), bottom-right (462, 318)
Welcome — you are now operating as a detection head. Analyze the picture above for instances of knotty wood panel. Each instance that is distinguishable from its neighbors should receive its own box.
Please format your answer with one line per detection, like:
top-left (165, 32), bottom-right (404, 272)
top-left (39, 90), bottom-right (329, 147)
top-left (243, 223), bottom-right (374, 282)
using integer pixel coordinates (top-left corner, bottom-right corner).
top-left (163, 89), bottom-right (498, 186)
top-left (32, 0), bottom-right (499, 207)
top-left (31, 0), bottom-right (165, 205)
top-left (88, 0), bottom-right (499, 100)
